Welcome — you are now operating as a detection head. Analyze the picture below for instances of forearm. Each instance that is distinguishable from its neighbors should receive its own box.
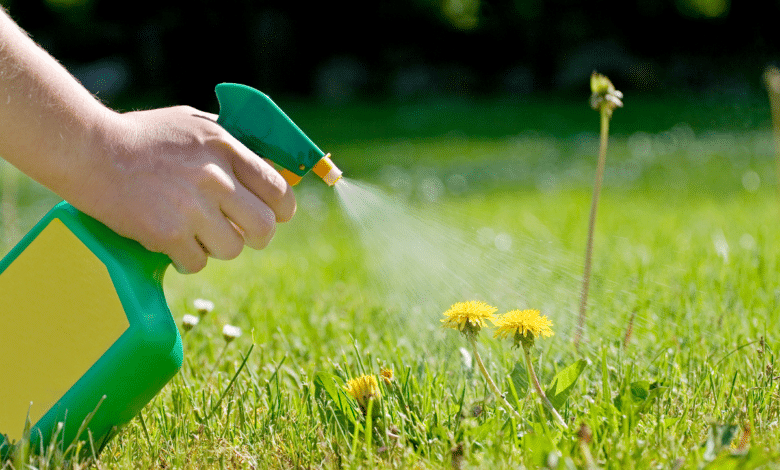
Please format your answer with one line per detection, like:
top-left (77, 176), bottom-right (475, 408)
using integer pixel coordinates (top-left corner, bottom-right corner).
top-left (0, 9), bottom-right (114, 202)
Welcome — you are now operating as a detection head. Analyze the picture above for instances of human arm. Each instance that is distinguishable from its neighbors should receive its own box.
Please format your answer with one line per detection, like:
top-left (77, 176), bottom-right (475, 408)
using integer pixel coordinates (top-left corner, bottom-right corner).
top-left (0, 9), bottom-right (295, 273)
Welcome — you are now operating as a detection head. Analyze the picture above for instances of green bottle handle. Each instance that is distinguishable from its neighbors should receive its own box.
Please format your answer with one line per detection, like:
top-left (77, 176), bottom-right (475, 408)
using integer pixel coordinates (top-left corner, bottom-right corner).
top-left (215, 83), bottom-right (326, 181)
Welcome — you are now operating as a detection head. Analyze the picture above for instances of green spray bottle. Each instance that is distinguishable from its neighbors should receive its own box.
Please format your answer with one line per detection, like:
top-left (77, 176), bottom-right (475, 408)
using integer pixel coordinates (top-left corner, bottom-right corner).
top-left (0, 83), bottom-right (342, 457)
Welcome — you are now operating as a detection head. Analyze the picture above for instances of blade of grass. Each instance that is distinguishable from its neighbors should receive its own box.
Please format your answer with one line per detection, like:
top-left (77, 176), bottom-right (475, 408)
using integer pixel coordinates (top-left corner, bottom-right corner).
top-left (204, 344), bottom-right (254, 422)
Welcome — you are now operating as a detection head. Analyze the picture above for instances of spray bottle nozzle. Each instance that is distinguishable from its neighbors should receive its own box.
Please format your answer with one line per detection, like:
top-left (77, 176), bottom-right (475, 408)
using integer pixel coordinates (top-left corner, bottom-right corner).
top-left (276, 154), bottom-right (343, 187)
top-left (312, 154), bottom-right (343, 186)
top-left (215, 83), bottom-right (343, 188)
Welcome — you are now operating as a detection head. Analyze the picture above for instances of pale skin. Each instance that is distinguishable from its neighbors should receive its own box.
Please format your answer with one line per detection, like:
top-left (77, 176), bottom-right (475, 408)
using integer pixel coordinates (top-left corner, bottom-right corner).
top-left (0, 9), bottom-right (296, 273)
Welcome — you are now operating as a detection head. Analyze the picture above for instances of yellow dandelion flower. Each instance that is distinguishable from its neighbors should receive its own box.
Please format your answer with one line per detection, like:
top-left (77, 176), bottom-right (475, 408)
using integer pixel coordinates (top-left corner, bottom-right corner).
top-left (493, 309), bottom-right (553, 348)
top-left (344, 375), bottom-right (381, 410)
top-left (441, 301), bottom-right (498, 337)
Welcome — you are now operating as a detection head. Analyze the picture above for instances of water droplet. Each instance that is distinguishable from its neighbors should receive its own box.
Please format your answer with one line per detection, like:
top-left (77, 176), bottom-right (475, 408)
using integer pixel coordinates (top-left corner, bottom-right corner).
top-left (476, 227), bottom-right (495, 246)
top-left (419, 177), bottom-right (444, 202)
top-left (446, 174), bottom-right (468, 194)
top-left (742, 170), bottom-right (760, 193)
top-left (712, 230), bottom-right (729, 262)
top-left (494, 232), bottom-right (512, 252)
top-left (459, 347), bottom-right (472, 370)
top-left (739, 233), bottom-right (756, 251)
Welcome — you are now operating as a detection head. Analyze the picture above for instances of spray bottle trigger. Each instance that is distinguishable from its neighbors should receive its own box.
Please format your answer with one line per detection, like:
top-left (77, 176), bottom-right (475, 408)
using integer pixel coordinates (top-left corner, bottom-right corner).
top-left (277, 167), bottom-right (303, 186)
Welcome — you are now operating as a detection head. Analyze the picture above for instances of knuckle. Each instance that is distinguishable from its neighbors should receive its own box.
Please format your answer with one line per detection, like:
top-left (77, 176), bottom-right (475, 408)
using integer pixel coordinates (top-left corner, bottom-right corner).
top-left (157, 224), bottom-right (187, 248)
top-left (141, 218), bottom-right (187, 253)
top-left (262, 179), bottom-right (295, 222)
top-left (172, 253), bottom-right (207, 274)
top-left (276, 191), bottom-right (297, 222)
top-left (247, 210), bottom-right (276, 250)
top-left (187, 255), bottom-right (208, 274)
top-left (263, 184), bottom-right (285, 210)
top-left (204, 132), bottom-right (235, 154)
top-left (215, 237), bottom-right (245, 261)
top-left (199, 163), bottom-right (232, 190)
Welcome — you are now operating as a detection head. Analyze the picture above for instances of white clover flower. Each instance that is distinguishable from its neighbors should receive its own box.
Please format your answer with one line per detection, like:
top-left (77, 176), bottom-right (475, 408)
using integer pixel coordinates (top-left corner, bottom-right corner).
top-left (181, 314), bottom-right (199, 331)
top-left (222, 324), bottom-right (242, 343)
top-left (194, 298), bottom-right (215, 316)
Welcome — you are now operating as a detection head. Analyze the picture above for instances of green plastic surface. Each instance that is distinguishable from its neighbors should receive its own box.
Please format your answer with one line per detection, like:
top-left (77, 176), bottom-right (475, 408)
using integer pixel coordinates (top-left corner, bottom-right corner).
top-left (215, 83), bottom-right (325, 177)
top-left (0, 202), bottom-right (182, 458)
top-left (0, 83), bottom-right (317, 458)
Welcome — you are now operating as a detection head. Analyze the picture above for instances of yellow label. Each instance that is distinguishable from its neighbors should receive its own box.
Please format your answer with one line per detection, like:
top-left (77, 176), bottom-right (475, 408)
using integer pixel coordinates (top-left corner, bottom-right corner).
top-left (0, 219), bottom-right (129, 441)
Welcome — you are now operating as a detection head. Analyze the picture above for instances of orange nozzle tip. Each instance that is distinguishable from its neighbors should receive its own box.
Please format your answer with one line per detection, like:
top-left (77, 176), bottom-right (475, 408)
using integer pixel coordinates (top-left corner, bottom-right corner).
top-left (312, 154), bottom-right (343, 186)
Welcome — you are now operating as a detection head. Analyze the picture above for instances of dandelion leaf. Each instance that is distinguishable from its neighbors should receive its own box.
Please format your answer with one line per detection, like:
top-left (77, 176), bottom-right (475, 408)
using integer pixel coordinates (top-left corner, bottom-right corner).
top-left (509, 361), bottom-right (529, 401)
top-left (461, 411), bottom-right (498, 442)
top-left (614, 380), bottom-right (665, 415)
top-left (544, 359), bottom-right (587, 410)
top-left (701, 448), bottom-right (770, 469)
top-left (703, 423), bottom-right (739, 462)
top-left (314, 372), bottom-right (360, 430)
top-left (522, 430), bottom-right (557, 467)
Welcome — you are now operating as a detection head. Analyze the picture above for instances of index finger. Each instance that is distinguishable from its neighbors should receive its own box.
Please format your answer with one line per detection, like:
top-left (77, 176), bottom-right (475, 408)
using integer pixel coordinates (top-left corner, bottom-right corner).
top-left (197, 108), bottom-right (297, 222)
top-left (219, 133), bottom-right (297, 222)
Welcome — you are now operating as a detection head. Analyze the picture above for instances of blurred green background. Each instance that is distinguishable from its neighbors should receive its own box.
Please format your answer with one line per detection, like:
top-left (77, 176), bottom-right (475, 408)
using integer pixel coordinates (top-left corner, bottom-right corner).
top-left (2, 0), bottom-right (777, 111)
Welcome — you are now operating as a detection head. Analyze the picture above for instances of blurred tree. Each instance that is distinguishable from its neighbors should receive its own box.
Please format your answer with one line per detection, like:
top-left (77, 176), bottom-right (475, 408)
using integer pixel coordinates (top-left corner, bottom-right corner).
top-left (2, 0), bottom-right (778, 106)
top-left (678, 0), bottom-right (729, 18)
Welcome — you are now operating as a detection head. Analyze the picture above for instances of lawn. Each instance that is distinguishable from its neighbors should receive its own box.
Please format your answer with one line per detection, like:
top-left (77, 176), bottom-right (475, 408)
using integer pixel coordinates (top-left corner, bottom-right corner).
top-left (4, 92), bottom-right (780, 469)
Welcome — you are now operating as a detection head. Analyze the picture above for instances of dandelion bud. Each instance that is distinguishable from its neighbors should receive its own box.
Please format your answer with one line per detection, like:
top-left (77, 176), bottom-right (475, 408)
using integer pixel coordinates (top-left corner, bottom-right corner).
top-left (380, 367), bottom-right (394, 385)
top-left (451, 443), bottom-right (465, 470)
top-left (222, 324), bottom-right (241, 343)
top-left (578, 423), bottom-right (593, 443)
top-left (590, 72), bottom-right (613, 96)
top-left (193, 298), bottom-right (214, 316)
top-left (181, 314), bottom-right (199, 332)
top-left (590, 71), bottom-right (623, 116)
top-left (765, 66), bottom-right (780, 94)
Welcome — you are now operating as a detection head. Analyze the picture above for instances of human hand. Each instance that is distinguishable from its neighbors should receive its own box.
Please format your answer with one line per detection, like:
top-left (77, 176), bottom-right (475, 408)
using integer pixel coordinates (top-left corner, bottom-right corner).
top-left (0, 11), bottom-right (295, 272)
top-left (75, 106), bottom-right (296, 273)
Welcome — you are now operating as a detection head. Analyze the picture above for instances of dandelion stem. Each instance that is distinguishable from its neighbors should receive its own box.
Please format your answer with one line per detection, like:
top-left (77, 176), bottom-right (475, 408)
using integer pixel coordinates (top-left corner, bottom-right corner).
top-left (576, 108), bottom-right (610, 348)
top-left (468, 336), bottom-right (522, 422)
top-left (523, 346), bottom-right (567, 429)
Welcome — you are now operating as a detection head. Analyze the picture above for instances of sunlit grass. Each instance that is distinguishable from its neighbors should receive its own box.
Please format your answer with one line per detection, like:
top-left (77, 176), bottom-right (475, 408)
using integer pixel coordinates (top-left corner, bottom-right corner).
top-left (4, 99), bottom-right (780, 468)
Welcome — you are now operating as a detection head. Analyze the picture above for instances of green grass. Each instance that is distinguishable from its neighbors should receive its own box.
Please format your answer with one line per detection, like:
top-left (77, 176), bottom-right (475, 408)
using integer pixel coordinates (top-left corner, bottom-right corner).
top-left (4, 94), bottom-right (780, 468)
